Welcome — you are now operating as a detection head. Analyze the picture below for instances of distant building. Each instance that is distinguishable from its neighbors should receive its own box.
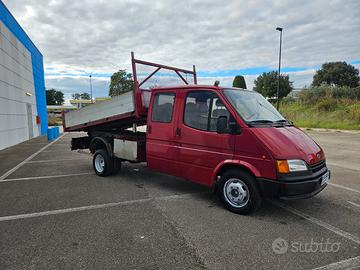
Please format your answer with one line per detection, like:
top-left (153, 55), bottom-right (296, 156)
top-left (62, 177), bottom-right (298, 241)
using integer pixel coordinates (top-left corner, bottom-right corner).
top-left (0, 1), bottom-right (47, 150)
top-left (69, 99), bottom-right (93, 109)
top-left (70, 97), bottom-right (111, 109)
top-left (47, 105), bottom-right (77, 117)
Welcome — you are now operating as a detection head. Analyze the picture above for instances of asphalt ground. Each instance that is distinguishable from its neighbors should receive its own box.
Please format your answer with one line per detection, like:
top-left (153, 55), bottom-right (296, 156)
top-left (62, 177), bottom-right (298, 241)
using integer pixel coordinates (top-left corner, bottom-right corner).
top-left (0, 130), bottom-right (359, 270)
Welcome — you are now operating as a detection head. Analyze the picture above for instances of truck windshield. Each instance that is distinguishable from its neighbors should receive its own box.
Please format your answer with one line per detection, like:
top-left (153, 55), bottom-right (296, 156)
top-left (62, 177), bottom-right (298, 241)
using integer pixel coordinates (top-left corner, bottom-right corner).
top-left (223, 89), bottom-right (287, 125)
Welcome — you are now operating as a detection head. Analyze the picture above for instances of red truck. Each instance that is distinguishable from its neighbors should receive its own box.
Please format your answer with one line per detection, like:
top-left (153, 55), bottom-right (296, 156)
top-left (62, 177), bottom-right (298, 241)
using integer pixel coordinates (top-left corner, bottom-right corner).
top-left (63, 53), bottom-right (330, 214)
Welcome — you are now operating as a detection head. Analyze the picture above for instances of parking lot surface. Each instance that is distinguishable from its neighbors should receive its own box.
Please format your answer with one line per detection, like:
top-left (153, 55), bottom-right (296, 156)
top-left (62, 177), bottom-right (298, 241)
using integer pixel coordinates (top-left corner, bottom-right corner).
top-left (0, 130), bottom-right (359, 269)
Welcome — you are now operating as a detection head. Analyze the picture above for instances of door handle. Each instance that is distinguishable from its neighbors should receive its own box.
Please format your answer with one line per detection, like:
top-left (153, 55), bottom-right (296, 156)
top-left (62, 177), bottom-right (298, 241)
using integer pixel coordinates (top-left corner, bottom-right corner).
top-left (176, 128), bottom-right (181, 136)
top-left (148, 125), bottom-right (152, 134)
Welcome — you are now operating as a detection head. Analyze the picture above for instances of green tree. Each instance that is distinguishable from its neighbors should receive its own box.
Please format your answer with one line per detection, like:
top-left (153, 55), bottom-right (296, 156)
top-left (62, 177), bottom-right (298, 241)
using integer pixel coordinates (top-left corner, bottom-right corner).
top-left (72, 92), bottom-right (91, 100)
top-left (312, 62), bottom-right (359, 87)
top-left (46, 89), bottom-right (64, 105)
top-left (232, 75), bottom-right (247, 89)
top-left (72, 93), bottom-right (81, 100)
top-left (80, 92), bottom-right (91, 100)
top-left (109, 70), bottom-right (134, 97)
top-left (253, 71), bottom-right (293, 99)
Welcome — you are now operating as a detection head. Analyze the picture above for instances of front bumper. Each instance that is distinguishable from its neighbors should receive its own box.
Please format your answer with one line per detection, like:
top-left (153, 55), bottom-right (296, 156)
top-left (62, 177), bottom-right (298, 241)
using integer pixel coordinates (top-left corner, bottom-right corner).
top-left (257, 161), bottom-right (330, 200)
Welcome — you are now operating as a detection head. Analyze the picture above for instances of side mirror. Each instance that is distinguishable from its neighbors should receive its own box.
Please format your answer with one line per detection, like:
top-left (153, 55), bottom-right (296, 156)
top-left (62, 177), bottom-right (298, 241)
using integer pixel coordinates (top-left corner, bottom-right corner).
top-left (217, 116), bottom-right (228, 133)
top-left (229, 121), bottom-right (242, 135)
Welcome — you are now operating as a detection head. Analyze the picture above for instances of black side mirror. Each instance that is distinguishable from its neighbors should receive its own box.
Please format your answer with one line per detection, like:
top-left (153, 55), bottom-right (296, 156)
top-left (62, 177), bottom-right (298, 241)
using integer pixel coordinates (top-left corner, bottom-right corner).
top-left (217, 116), bottom-right (228, 133)
top-left (229, 121), bottom-right (241, 135)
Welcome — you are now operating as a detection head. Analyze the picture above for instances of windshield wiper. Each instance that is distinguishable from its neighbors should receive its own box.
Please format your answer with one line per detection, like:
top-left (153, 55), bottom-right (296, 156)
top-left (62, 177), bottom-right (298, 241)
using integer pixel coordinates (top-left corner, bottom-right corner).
top-left (248, 120), bottom-right (274, 123)
top-left (248, 119), bottom-right (290, 127)
top-left (247, 120), bottom-right (274, 126)
top-left (274, 119), bottom-right (294, 126)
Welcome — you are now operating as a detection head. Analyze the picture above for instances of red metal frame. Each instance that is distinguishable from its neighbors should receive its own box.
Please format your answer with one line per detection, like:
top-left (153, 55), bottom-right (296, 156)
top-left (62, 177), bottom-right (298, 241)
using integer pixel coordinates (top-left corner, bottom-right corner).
top-left (131, 52), bottom-right (197, 117)
top-left (64, 53), bottom-right (197, 132)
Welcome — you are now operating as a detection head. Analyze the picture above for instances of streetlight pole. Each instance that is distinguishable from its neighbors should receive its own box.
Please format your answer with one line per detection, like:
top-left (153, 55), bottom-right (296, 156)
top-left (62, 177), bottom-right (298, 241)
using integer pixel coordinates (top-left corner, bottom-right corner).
top-left (276, 27), bottom-right (283, 110)
top-left (89, 74), bottom-right (93, 103)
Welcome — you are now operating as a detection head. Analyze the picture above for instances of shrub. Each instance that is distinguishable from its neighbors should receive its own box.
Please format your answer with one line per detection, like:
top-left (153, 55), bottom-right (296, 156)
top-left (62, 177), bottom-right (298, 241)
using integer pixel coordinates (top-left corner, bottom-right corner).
top-left (348, 104), bottom-right (360, 122)
top-left (48, 116), bottom-right (62, 126)
top-left (315, 95), bottom-right (338, 111)
top-left (281, 96), bottom-right (296, 104)
top-left (298, 85), bottom-right (360, 105)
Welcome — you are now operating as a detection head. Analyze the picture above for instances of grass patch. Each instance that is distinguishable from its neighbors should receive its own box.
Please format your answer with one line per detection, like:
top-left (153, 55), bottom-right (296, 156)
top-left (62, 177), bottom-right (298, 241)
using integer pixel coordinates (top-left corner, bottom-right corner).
top-left (279, 99), bottom-right (360, 130)
top-left (48, 116), bottom-right (63, 126)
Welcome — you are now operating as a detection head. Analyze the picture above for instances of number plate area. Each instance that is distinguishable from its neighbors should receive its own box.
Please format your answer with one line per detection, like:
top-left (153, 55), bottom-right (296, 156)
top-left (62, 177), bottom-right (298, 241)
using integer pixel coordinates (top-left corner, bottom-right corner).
top-left (321, 171), bottom-right (330, 186)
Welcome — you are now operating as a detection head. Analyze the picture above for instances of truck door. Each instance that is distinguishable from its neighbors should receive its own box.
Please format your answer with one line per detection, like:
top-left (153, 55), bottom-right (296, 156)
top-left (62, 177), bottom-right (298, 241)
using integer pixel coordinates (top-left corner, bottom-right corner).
top-left (146, 91), bottom-right (179, 176)
top-left (174, 90), bottom-right (236, 187)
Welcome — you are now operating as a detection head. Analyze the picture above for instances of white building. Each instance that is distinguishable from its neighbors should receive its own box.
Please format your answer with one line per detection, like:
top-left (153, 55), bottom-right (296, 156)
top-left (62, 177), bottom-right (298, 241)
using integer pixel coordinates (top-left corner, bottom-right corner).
top-left (0, 1), bottom-right (47, 150)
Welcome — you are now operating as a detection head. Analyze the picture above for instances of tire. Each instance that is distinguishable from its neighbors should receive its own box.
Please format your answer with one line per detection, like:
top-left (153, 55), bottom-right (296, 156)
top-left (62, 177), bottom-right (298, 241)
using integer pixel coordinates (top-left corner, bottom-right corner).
top-left (112, 158), bottom-right (122, 175)
top-left (217, 169), bottom-right (262, 214)
top-left (93, 149), bottom-right (114, 177)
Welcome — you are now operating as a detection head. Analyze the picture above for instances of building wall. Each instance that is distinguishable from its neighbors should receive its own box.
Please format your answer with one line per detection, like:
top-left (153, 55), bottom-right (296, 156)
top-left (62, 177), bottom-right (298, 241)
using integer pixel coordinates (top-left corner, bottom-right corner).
top-left (0, 1), bottom-right (47, 150)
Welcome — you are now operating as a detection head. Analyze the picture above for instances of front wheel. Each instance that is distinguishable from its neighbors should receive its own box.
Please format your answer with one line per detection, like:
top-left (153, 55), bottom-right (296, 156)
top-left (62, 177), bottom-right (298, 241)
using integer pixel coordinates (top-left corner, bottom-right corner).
top-left (93, 149), bottom-right (114, 177)
top-left (217, 169), bottom-right (262, 214)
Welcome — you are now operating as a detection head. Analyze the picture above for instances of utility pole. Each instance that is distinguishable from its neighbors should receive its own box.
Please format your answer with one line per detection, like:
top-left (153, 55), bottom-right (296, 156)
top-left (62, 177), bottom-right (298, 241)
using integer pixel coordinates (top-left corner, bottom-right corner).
top-left (89, 74), bottom-right (93, 103)
top-left (276, 27), bottom-right (283, 110)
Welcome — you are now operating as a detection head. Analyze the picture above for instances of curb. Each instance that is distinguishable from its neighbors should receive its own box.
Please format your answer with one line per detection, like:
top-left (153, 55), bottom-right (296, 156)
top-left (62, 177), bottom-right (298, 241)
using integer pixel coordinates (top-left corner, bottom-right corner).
top-left (300, 127), bottom-right (360, 134)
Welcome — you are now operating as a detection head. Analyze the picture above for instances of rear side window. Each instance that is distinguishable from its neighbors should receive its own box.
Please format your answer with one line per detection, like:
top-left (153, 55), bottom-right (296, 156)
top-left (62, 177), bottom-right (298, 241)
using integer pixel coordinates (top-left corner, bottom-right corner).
top-left (151, 93), bottom-right (175, 123)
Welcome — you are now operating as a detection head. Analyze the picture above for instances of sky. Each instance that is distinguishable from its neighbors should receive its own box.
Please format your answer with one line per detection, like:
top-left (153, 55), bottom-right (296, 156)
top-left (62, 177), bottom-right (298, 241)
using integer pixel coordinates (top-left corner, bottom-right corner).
top-left (3, 0), bottom-right (360, 101)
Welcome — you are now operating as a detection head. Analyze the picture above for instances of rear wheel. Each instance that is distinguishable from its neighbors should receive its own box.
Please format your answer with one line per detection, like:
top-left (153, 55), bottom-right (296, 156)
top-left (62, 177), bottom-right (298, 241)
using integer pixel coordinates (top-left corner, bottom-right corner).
top-left (217, 169), bottom-right (262, 214)
top-left (112, 158), bottom-right (122, 175)
top-left (93, 149), bottom-right (114, 176)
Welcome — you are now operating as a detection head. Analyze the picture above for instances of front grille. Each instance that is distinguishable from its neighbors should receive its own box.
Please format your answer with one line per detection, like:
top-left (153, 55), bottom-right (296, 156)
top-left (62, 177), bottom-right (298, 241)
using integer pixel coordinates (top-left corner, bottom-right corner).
top-left (309, 160), bottom-right (326, 174)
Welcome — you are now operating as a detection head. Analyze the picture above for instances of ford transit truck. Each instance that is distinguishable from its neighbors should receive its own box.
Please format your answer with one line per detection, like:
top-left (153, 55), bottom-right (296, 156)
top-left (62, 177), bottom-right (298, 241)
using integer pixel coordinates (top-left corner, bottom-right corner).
top-left (63, 52), bottom-right (330, 214)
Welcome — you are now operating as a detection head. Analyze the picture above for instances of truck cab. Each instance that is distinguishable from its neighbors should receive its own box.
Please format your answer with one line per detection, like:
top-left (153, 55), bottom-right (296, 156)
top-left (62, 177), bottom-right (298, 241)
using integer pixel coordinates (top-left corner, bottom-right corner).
top-left (146, 85), bottom-right (330, 214)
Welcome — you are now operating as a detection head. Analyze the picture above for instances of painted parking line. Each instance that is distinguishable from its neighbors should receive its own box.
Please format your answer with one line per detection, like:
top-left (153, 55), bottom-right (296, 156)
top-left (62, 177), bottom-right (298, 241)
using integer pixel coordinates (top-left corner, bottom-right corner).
top-left (0, 133), bottom-right (66, 180)
top-left (27, 158), bottom-right (89, 164)
top-left (42, 149), bottom-right (72, 153)
top-left (347, 201), bottom-right (360, 209)
top-left (312, 256), bottom-right (360, 270)
top-left (328, 183), bottom-right (360, 194)
top-left (271, 201), bottom-right (360, 245)
top-left (327, 162), bottom-right (359, 172)
top-left (0, 193), bottom-right (201, 222)
top-left (0, 172), bottom-right (93, 183)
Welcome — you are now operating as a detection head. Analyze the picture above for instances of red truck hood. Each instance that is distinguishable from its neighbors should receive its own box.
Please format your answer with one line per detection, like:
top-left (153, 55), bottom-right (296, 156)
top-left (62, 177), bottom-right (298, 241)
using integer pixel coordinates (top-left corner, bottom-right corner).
top-left (252, 126), bottom-right (324, 165)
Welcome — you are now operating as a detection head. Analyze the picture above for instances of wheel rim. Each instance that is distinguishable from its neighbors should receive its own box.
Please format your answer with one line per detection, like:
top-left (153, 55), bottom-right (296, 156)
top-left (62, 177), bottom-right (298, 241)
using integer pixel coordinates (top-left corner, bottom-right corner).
top-left (94, 154), bottom-right (105, 173)
top-left (223, 178), bottom-right (250, 208)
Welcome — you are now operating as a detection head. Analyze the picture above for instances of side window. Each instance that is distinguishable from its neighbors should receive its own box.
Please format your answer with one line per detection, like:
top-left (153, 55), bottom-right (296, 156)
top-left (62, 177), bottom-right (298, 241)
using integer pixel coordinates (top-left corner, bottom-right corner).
top-left (151, 93), bottom-right (175, 123)
top-left (184, 91), bottom-right (230, 131)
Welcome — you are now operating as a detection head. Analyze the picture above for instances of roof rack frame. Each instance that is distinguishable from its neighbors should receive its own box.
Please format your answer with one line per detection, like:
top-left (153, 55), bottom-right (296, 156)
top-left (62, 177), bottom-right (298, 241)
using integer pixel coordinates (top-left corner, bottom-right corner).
top-left (131, 51), bottom-right (197, 117)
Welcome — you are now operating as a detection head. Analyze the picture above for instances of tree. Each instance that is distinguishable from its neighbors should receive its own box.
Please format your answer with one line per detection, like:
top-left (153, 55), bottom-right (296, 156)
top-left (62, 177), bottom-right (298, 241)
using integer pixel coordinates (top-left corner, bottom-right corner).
top-left (80, 92), bottom-right (91, 100)
top-left (46, 89), bottom-right (64, 105)
top-left (232, 75), bottom-right (247, 89)
top-left (253, 71), bottom-right (293, 99)
top-left (72, 93), bottom-right (81, 100)
top-left (109, 70), bottom-right (134, 97)
top-left (312, 62), bottom-right (359, 88)
top-left (72, 92), bottom-right (91, 100)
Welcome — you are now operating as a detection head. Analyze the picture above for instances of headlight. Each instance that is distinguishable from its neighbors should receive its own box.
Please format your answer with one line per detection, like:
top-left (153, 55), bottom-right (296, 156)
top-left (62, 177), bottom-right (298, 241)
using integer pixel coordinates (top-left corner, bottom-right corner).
top-left (276, 159), bottom-right (308, 173)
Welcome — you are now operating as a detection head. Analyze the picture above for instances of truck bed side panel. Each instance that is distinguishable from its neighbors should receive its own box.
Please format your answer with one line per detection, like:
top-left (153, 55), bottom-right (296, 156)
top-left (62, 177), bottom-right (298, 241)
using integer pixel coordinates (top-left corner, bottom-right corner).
top-left (64, 91), bottom-right (135, 130)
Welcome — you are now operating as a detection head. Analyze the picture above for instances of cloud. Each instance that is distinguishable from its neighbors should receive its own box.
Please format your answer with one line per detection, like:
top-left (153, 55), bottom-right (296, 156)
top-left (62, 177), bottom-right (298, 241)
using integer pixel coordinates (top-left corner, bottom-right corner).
top-left (4, 0), bottom-right (360, 96)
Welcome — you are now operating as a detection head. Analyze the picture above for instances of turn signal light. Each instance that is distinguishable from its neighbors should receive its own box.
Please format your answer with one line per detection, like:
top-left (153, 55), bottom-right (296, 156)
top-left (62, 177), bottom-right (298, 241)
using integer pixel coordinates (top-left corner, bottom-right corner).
top-left (276, 160), bottom-right (290, 173)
